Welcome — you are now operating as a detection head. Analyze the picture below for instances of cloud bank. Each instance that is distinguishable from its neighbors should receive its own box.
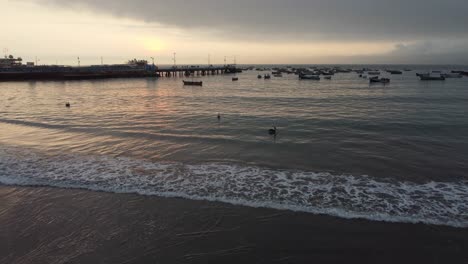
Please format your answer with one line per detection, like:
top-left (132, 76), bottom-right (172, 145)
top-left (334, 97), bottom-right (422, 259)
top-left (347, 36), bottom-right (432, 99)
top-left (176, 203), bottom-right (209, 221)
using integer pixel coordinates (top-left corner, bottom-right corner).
top-left (29, 0), bottom-right (468, 42)
top-left (19, 0), bottom-right (468, 63)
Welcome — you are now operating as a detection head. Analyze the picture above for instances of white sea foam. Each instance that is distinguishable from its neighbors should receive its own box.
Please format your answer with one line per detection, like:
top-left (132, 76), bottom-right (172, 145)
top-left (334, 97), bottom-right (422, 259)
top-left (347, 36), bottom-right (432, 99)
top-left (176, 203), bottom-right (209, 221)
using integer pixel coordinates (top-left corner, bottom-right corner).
top-left (0, 146), bottom-right (467, 228)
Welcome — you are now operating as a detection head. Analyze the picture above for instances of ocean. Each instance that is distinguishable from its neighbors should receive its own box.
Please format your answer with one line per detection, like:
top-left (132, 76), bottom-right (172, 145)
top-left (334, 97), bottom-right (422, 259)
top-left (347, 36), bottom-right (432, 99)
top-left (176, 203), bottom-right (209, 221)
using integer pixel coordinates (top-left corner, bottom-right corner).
top-left (1, 65), bottom-right (467, 227)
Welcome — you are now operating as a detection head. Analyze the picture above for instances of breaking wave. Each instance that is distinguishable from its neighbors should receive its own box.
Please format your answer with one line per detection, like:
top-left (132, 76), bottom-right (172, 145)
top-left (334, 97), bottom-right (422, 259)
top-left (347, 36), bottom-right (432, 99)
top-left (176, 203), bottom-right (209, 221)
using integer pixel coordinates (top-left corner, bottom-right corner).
top-left (0, 146), bottom-right (467, 228)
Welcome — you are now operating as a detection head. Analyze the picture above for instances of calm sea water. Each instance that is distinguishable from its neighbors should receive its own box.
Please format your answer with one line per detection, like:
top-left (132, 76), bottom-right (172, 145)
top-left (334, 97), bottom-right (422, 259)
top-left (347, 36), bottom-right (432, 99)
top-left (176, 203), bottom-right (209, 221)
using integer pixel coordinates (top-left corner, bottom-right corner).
top-left (1, 65), bottom-right (467, 227)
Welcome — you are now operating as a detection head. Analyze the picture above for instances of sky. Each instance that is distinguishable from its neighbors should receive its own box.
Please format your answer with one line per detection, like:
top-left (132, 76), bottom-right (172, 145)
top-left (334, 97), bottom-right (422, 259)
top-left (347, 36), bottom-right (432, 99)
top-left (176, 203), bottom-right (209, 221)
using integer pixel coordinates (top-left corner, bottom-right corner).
top-left (2, 0), bottom-right (468, 65)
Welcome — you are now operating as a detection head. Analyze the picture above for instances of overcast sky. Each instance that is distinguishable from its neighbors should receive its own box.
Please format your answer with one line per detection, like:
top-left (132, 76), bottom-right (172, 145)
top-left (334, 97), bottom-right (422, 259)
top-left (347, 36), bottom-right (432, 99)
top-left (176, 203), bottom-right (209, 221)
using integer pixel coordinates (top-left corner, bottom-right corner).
top-left (2, 0), bottom-right (468, 64)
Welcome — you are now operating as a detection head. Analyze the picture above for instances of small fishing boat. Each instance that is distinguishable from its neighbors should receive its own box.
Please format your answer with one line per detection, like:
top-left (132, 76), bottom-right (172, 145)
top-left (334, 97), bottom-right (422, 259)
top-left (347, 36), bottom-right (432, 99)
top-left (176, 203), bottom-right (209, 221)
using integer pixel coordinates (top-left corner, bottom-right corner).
top-left (387, 70), bottom-right (403, 75)
top-left (257, 75), bottom-right (262, 79)
top-left (369, 77), bottom-right (390, 84)
top-left (232, 77), bottom-right (239, 81)
top-left (324, 76), bottom-right (332, 80)
top-left (416, 73), bottom-right (430, 77)
top-left (268, 126), bottom-right (277, 135)
top-left (419, 75), bottom-right (445, 81)
top-left (183, 80), bottom-right (203, 86)
top-left (299, 74), bottom-right (320, 80)
top-left (264, 74), bottom-right (271, 79)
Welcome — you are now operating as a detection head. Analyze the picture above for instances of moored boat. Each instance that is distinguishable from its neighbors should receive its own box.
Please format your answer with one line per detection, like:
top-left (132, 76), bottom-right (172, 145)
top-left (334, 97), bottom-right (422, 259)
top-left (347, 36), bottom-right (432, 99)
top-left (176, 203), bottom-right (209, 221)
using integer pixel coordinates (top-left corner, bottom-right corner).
top-left (416, 73), bottom-right (430, 77)
top-left (369, 77), bottom-right (390, 84)
top-left (183, 80), bottom-right (203, 86)
top-left (419, 75), bottom-right (445, 81)
top-left (299, 74), bottom-right (320, 80)
top-left (387, 70), bottom-right (403, 75)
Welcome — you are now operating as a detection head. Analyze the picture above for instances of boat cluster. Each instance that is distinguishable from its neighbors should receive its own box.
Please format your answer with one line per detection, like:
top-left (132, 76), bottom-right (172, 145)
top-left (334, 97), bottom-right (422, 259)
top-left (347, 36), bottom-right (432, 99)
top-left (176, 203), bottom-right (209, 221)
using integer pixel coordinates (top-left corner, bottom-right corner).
top-left (356, 68), bottom-right (467, 83)
top-left (269, 66), bottom-right (351, 80)
top-left (182, 66), bottom-right (467, 87)
top-left (416, 71), bottom-right (466, 81)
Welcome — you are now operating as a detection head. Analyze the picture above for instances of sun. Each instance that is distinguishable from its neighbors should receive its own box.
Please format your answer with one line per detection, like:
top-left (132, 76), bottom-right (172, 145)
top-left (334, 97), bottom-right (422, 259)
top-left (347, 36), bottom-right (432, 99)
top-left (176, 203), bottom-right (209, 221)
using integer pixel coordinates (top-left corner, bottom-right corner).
top-left (142, 37), bottom-right (165, 52)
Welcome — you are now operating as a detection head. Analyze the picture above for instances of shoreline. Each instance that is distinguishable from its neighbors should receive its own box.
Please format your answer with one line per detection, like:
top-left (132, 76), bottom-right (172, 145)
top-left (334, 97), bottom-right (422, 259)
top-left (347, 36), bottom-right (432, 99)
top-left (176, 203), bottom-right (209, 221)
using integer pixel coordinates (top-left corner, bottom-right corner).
top-left (1, 186), bottom-right (467, 263)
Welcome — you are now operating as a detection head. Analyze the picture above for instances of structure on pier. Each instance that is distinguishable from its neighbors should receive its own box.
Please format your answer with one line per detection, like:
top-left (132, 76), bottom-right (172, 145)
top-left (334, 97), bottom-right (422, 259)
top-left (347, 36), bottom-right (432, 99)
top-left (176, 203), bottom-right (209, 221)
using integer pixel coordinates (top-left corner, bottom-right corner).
top-left (156, 64), bottom-right (241, 77)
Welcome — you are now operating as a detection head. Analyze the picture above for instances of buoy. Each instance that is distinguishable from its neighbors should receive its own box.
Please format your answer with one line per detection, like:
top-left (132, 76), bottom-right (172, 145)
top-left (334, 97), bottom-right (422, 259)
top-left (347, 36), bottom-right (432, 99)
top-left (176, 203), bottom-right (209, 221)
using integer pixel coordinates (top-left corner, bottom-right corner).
top-left (268, 126), bottom-right (277, 135)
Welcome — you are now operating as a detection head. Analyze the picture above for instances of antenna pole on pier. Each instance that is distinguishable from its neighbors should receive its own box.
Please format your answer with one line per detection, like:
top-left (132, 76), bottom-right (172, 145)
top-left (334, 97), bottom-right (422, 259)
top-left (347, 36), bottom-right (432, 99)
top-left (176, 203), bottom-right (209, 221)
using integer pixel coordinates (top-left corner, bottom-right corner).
top-left (173, 52), bottom-right (177, 67)
top-left (77, 57), bottom-right (81, 67)
top-left (150, 57), bottom-right (155, 65)
top-left (101, 57), bottom-right (103, 65)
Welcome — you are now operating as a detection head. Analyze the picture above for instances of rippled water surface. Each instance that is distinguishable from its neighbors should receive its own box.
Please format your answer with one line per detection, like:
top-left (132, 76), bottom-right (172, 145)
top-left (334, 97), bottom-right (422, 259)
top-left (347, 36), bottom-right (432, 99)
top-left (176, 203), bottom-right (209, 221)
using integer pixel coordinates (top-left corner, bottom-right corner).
top-left (1, 67), bottom-right (467, 226)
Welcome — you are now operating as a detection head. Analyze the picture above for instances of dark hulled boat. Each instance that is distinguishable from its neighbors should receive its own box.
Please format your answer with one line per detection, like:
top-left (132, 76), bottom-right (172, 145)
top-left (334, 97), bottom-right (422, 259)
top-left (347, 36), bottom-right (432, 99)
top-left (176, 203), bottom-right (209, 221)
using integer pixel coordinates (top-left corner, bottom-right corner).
top-left (183, 80), bottom-right (203, 86)
top-left (299, 74), bottom-right (320, 80)
top-left (419, 75), bottom-right (445, 81)
top-left (369, 77), bottom-right (390, 84)
top-left (387, 70), bottom-right (403, 75)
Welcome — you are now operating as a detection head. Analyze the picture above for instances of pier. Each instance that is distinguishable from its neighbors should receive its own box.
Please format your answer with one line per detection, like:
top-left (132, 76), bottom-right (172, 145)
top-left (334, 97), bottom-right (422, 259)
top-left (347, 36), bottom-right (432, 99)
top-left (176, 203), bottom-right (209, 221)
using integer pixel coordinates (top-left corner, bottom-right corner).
top-left (0, 54), bottom-right (242, 81)
top-left (156, 65), bottom-right (240, 77)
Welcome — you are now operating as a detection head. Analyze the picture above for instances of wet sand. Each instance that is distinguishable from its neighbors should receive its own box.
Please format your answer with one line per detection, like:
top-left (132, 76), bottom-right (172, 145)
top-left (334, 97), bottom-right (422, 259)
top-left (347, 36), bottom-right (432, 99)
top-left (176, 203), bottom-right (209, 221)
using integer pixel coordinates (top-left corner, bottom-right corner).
top-left (0, 186), bottom-right (467, 264)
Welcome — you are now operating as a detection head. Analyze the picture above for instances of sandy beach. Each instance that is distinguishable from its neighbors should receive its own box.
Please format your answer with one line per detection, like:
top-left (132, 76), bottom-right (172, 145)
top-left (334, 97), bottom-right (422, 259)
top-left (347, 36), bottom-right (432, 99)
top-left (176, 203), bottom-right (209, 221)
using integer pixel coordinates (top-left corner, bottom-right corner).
top-left (1, 186), bottom-right (467, 264)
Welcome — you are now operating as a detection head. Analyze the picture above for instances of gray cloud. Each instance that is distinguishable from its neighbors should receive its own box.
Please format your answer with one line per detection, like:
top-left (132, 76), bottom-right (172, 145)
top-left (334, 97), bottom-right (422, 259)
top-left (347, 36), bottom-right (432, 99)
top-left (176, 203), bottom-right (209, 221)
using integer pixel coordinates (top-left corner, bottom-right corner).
top-left (28, 0), bottom-right (468, 42)
top-left (385, 41), bottom-right (468, 64)
top-left (335, 41), bottom-right (468, 64)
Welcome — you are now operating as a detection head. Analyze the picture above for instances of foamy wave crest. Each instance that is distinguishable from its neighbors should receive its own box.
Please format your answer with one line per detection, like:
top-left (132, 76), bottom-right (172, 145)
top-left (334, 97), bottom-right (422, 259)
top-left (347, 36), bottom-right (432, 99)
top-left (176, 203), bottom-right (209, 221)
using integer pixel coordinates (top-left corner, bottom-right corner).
top-left (1, 146), bottom-right (467, 227)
